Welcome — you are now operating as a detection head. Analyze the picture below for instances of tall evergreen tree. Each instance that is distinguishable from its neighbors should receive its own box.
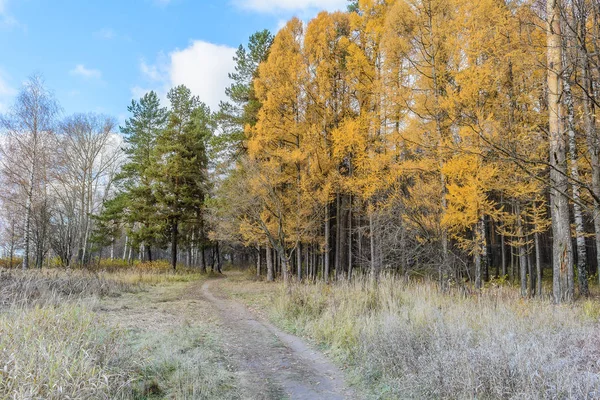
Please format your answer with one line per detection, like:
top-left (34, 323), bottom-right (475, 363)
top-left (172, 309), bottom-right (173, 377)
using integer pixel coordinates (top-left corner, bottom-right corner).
top-left (151, 85), bottom-right (211, 269)
top-left (118, 91), bottom-right (168, 259)
top-left (215, 29), bottom-right (274, 160)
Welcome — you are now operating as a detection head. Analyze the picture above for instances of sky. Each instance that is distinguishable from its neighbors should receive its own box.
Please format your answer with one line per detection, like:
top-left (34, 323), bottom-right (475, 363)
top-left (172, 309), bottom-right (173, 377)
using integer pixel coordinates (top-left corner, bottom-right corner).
top-left (0, 0), bottom-right (348, 124)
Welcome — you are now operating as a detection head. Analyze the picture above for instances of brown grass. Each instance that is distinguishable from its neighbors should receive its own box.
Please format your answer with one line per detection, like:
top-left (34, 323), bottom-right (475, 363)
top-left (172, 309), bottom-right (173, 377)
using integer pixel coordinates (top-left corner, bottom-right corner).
top-left (221, 271), bottom-right (600, 399)
top-left (0, 264), bottom-right (238, 400)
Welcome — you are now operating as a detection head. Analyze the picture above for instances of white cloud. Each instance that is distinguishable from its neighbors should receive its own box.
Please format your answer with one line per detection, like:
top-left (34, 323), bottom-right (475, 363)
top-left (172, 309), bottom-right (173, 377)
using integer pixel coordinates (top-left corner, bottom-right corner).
top-left (70, 64), bottom-right (102, 80)
top-left (234, 0), bottom-right (346, 13)
top-left (0, 0), bottom-right (19, 29)
top-left (135, 41), bottom-right (236, 111)
top-left (169, 41), bottom-right (236, 110)
top-left (140, 59), bottom-right (163, 82)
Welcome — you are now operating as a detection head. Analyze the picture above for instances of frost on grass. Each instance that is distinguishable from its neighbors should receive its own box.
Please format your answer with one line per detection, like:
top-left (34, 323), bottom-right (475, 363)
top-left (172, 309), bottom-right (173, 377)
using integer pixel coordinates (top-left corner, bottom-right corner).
top-left (0, 268), bottom-right (137, 309)
top-left (0, 305), bottom-right (134, 399)
top-left (128, 326), bottom-right (241, 399)
top-left (272, 276), bottom-right (600, 399)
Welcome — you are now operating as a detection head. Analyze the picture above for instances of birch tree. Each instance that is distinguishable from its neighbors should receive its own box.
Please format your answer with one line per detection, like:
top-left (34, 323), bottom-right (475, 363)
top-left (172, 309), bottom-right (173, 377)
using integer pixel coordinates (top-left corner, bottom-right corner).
top-left (0, 75), bottom-right (59, 269)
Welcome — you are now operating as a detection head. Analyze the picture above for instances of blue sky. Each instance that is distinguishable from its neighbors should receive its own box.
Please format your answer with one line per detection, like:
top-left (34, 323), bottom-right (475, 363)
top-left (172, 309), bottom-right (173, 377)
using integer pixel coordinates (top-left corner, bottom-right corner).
top-left (0, 0), bottom-right (347, 123)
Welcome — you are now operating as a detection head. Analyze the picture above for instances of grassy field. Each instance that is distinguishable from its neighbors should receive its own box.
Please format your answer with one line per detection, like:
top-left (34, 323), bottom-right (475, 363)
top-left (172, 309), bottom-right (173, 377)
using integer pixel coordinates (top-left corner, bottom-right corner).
top-left (4, 265), bottom-right (600, 399)
top-left (0, 263), bottom-right (239, 400)
top-left (218, 271), bottom-right (600, 399)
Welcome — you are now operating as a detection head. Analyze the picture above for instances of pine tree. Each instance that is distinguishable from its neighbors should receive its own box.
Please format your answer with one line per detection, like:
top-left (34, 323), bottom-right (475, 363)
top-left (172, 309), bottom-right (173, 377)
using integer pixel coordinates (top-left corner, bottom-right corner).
top-left (151, 85), bottom-right (211, 269)
top-left (119, 91), bottom-right (168, 259)
top-left (215, 30), bottom-right (274, 160)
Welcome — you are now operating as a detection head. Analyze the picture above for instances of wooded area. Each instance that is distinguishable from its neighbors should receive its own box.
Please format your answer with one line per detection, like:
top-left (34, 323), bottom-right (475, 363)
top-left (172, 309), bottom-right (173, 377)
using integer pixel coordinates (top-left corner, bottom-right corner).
top-left (2, 0), bottom-right (600, 304)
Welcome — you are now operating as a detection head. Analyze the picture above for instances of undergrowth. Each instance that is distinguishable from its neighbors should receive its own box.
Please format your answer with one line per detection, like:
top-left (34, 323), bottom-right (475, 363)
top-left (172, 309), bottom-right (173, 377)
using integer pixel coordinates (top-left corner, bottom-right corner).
top-left (244, 273), bottom-right (600, 399)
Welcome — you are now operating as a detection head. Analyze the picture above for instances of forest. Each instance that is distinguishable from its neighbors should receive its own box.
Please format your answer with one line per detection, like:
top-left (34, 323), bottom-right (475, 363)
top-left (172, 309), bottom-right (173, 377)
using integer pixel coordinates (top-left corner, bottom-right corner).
top-left (2, 0), bottom-right (600, 398)
top-left (3, 0), bottom-right (600, 303)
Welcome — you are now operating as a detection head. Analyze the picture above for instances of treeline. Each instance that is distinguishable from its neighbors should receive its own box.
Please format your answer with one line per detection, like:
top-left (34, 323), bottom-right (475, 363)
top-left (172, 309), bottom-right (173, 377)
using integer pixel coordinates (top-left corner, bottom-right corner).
top-left (3, 0), bottom-right (600, 304)
top-left (0, 79), bottom-right (225, 271)
top-left (211, 0), bottom-right (600, 303)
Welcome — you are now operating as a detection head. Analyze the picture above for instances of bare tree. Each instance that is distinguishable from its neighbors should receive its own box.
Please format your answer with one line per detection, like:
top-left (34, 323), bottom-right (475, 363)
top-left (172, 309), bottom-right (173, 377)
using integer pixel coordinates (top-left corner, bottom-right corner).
top-left (0, 75), bottom-right (59, 269)
top-left (51, 113), bottom-right (121, 266)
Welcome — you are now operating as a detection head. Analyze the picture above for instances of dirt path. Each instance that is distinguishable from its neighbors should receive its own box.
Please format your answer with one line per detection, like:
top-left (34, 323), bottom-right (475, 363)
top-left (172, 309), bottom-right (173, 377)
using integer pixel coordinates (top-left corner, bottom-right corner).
top-left (201, 279), bottom-right (355, 400)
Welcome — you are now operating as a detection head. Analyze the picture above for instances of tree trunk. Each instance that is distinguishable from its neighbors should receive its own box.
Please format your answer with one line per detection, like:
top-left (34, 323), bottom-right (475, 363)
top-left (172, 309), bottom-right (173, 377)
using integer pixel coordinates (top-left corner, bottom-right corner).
top-left (281, 254), bottom-right (291, 285)
top-left (200, 246), bottom-right (206, 273)
top-left (186, 234), bottom-right (192, 267)
top-left (576, 4), bottom-right (600, 288)
top-left (324, 203), bottom-right (330, 283)
top-left (127, 242), bottom-right (133, 264)
top-left (305, 244), bottom-right (310, 281)
top-left (348, 195), bottom-right (353, 281)
top-left (474, 215), bottom-right (485, 290)
top-left (23, 184), bottom-right (33, 270)
top-left (257, 246), bottom-right (261, 277)
top-left (211, 246), bottom-right (216, 272)
top-left (171, 218), bottom-right (178, 270)
top-left (501, 232), bottom-right (507, 277)
top-left (565, 69), bottom-right (589, 297)
top-left (369, 210), bottom-right (378, 282)
top-left (266, 245), bottom-right (274, 282)
top-left (36, 240), bottom-right (44, 269)
top-left (215, 242), bottom-right (222, 273)
top-left (123, 235), bottom-right (128, 261)
top-left (535, 231), bottom-right (543, 297)
top-left (335, 192), bottom-right (341, 281)
top-left (110, 237), bottom-right (115, 261)
top-left (297, 242), bottom-right (302, 281)
top-left (517, 205), bottom-right (528, 297)
top-left (547, 0), bottom-right (574, 303)
top-left (9, 220), bottom-right (14, 269)
top-left (528, 234), bottom-right (536, 297)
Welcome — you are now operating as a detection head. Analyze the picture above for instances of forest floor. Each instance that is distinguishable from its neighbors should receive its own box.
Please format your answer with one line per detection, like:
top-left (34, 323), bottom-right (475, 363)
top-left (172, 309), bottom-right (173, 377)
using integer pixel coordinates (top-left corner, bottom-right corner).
top-left (97, 271), bottom-right (356, 399)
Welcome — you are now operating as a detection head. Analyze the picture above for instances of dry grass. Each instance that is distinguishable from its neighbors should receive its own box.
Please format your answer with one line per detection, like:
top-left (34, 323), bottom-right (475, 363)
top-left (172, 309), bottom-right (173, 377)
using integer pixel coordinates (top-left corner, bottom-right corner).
top-left (224, 271), bottom-right (600, 399)
top-left (127, 326), bottom-right (240, 399)
top-left (0, 261), bottom-right (208, 309)
top-left (0, 305), bottom-right (134, 399)
top-left (0, 268), bottom-right (138, 309)
top-left (0, 264), bottom-right (235, 400)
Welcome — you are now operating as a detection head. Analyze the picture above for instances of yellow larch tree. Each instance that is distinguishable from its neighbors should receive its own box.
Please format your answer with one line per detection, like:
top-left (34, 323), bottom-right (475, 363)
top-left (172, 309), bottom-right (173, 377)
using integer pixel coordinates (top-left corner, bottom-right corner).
top-left (246, 18), bottom-right (310, 283)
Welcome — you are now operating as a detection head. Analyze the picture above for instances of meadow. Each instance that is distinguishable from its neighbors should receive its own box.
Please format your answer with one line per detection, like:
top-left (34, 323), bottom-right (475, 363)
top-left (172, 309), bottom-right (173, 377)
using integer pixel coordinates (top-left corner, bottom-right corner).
top-left (220, 272), bottom-right (600, 399)
top-left (3, 263), bottom-right (600, 399)
top-left (0, 262), bottom-right (238, 400)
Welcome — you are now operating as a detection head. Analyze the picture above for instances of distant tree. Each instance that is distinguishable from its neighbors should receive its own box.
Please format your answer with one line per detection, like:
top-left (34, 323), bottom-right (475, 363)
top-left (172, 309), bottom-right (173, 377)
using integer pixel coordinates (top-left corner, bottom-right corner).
top-left (0, 75), bottom-right (59, 269)
top-left (347, 0), bottom-right (359, 13)
top-left (55, 113), bottom-right (120, 266)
